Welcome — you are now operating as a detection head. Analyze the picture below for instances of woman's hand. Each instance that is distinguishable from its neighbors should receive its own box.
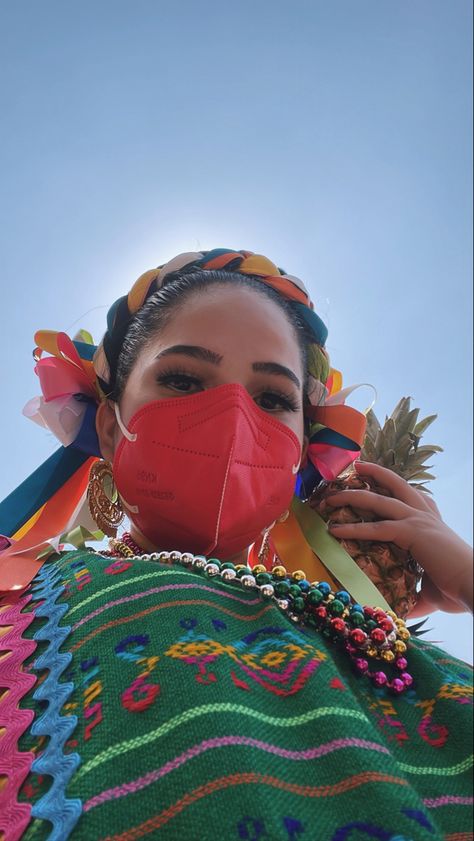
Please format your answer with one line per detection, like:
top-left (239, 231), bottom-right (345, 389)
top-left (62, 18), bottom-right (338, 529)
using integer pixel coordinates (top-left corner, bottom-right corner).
top-left (318, 461), bottom-right (473, 617)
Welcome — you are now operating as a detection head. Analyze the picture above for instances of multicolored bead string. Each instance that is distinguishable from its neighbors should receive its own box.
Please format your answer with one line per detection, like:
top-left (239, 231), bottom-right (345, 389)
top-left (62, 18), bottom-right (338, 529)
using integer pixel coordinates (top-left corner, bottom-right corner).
top-left (104, 534), bottom-right (413, 695)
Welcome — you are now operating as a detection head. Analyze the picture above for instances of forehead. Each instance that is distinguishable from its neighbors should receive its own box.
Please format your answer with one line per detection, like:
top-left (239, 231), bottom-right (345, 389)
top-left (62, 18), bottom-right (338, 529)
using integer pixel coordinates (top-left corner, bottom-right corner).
top-left (149, 284), bottom-right (303, 372)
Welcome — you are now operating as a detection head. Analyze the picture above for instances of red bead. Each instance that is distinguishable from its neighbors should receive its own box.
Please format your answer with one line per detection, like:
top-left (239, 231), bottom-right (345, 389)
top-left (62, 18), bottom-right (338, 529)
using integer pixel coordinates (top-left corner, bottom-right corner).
top-left (315, 606), bottom-right (328, 620)
top-left (390, 678), bottom-right (406, 694)
top-left (401, 672), bottom-right (413, 686)
top-left (373, 670), bottom-right (388, 685)
top-left (364, 606), bottom-right (376, 618)
top-left (396, 656), bottom-right (408, 670)
top-left (350, 628), bottom-right (367, 646)
top-left (370, 628), bottom-right (386, 644)
top-left (330, 617), bottom-right (346, 634)
top-left (378, 618), bottom-right (395, 632)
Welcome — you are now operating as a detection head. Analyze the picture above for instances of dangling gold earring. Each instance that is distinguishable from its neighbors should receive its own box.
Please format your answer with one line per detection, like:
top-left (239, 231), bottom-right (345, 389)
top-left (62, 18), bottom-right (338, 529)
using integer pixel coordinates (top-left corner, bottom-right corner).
top-left (87, 460), bottom-right (125, 537)
top-left (257, 510), bottom-right (289, 564)
top-left (258, 528), bottom-right (272, 564)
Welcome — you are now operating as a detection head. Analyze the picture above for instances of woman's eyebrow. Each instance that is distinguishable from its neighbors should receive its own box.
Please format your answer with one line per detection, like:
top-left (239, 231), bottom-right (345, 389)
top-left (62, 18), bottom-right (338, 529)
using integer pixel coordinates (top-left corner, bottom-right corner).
top-left (252, 361), bottom-right (301, 390)
top-left (155, 345), bottom-right (301, 389)
top-left (155, 345), bottom-right (223, 364)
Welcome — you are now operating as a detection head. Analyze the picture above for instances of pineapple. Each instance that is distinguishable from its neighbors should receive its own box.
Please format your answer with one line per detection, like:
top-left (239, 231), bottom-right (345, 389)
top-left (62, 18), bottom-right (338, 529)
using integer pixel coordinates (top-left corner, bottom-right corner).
top-left (310, 397), bottom-right (443, 617)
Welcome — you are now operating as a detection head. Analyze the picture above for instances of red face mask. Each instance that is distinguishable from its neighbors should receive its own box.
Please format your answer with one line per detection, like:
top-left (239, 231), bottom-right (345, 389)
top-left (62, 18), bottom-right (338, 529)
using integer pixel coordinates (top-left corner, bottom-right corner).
top-left (113, 383), bottom-right (301, 559)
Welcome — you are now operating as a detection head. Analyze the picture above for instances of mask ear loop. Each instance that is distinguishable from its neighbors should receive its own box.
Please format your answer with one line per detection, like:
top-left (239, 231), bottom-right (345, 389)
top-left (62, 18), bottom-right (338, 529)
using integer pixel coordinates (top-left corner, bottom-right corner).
top-left (114, 403), bottom-right (137, 442)
top-left (113, 403), bottom-right (139, 515)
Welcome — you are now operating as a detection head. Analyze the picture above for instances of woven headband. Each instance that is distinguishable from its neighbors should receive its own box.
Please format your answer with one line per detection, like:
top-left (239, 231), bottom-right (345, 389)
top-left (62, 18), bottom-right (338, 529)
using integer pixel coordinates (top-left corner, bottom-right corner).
top-left (0, 248), bottom-right (367, 588)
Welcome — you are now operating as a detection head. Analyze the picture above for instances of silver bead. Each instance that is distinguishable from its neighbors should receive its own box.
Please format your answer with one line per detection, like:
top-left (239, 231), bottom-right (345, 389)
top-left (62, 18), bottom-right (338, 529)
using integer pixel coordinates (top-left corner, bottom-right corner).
top-left (159, 551), bottom-right (171, 562)
top-left (193, 556), bottom-right (207, 570)
top-left (387, 631), bottom-right (397, 643)
top-left (221, 568), bottom-right (237, 581)
top-left (277, 598), bottom-right (289, 611)
top-left (240, 574), bottom-right (257, 588)
top-left (169, 551), bottom-right (182, 562)
top-left (180, 552), bottom-right (194, 566)
top-left (260, 584), bottom-right (275, 598)
top-left (288, 613), bottom-right (299, 623)
top-left (205, 562), bottom-right (220, 577)
top-left (142, 553), bottom-right (152, 561)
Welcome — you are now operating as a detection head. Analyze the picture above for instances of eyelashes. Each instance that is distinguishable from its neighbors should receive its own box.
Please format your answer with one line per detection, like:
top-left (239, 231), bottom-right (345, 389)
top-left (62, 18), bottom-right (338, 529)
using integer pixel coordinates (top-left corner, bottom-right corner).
top-left (156, 367), bottom-right (300, 413)
top-left (157, 367), bottom-right (201, 392)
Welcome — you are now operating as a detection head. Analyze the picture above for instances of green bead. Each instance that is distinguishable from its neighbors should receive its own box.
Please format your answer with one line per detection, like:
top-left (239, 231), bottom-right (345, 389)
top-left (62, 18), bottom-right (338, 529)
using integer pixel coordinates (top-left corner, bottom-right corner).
top-left (256, 572), bottom-right (272, 585)
top-left (274, 581), bottom-right (290, 597)
top-left (289, 584), bottom-right (302, 599)
top-left (350, 611), bottom-right (365, 627)
top-left (220, 562), bottom-right (235, 571)
top-left (292, 597), bottom-right (306, 614)
top-left (236, 566), bottom-right (252, 578)
top-left (307, 589), bottom-right (323, 606)
top-left (329, 599), bottom-right (345, 615)
top-left (208, 558), bottom-right (221, 569)
top-left (365, 619), bottom-right (377, 631)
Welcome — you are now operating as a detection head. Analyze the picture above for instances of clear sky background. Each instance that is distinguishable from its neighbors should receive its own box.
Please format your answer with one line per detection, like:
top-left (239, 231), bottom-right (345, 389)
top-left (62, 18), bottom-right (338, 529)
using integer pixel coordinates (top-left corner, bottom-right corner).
top-left (1, 0), bottom-right (472, 661)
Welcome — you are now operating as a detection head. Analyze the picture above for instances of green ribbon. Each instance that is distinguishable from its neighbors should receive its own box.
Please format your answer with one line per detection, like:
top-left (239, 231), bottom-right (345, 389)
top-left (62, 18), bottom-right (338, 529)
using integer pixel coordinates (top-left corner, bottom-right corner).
top-left (291, 497), bottom-right (392, 611)
top-left (60, 525), bottom-right (104, 549)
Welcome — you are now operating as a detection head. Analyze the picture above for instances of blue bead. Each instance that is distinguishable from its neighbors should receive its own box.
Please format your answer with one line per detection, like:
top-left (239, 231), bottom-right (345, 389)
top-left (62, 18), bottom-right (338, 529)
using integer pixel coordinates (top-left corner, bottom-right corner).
top-left (351, 603), bottom-right (364, 614)
top-left (299, 580), bottom-right (310, 592)
top-left (336, 590), bottom-right (351, 605)
top-left (317, 581), bottom-right (331, 595)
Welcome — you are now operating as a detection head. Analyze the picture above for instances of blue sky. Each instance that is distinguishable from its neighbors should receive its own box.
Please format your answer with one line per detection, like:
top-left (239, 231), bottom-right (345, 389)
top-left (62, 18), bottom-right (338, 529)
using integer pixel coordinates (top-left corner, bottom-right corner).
top-left (0, 0), bottom-right (472, 660)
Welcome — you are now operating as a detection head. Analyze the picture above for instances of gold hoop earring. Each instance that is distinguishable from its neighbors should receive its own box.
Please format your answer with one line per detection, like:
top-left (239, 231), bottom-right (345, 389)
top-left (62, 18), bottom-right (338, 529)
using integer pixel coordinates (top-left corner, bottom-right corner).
top-left (87, 460), bottom-right (124, 537)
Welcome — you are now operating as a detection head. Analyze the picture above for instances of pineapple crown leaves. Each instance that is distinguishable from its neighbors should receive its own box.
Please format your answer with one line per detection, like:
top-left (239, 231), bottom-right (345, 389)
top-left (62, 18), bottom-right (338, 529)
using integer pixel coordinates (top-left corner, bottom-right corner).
top-left (362, 397), bottom-right (443, 492)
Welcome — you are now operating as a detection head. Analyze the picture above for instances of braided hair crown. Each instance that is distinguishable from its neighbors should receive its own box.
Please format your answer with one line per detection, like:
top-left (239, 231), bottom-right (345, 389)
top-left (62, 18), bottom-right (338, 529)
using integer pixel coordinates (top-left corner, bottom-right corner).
top-left (93, 248), bottom-right (331, 404)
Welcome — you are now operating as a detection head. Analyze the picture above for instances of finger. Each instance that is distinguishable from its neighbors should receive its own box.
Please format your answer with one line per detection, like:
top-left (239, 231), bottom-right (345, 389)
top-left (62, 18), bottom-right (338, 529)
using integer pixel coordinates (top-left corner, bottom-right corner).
top-left (321, 489), bottom-right (411, 521)
top-left (419, 492), bottom-right (443, 521)
top-left (354, 461), bottom-right (433, 514)
top-left (327, 518), bottom-right (410, 548)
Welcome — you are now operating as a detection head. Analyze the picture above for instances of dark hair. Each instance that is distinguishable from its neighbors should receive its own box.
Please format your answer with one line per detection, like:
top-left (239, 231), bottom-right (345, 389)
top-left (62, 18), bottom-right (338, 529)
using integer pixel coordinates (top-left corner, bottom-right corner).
top-left (111, 269), bottom-right (314, 402)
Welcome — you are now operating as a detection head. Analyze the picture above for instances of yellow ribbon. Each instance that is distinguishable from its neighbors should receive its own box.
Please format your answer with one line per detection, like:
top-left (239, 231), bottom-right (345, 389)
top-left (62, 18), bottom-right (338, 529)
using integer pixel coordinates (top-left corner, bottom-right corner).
top-left (291, 497), bottom-right (392, 611)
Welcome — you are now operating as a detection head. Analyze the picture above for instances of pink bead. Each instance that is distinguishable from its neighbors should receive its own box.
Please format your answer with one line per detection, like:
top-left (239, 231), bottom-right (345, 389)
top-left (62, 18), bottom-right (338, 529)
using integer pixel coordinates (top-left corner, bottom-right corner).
top-left (401, 672), bottom-right (413, 686)
top-left (391, 678), bottom-right (405, 693)
top-left (355, 657), bottom-right (369, 673)
top-left (396, 656), bottom-right (408, 670)
top-left (373, 670), bottom-right (388, 685)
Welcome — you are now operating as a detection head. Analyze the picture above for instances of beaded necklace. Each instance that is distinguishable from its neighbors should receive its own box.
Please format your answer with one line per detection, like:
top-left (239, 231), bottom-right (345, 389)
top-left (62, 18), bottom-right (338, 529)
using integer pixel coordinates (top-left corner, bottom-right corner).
top-left (102, 532), bottom-right (413, 695)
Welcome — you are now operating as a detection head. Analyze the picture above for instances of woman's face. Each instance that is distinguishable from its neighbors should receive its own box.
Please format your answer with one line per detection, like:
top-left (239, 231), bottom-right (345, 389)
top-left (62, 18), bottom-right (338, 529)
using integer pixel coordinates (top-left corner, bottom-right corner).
top-left (97, 284), bottom-right (306, 459)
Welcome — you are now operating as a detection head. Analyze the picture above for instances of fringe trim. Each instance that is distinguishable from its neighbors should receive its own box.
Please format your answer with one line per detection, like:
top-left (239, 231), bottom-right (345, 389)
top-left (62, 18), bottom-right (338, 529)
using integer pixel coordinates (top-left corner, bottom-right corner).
top-left (28, 562), bottom-right (82, 840)
top-left (0, 593), bottom-right (37, 841)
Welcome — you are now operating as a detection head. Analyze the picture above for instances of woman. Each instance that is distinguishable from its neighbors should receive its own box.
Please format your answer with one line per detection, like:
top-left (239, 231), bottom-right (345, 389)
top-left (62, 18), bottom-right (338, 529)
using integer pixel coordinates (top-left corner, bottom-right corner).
top-left (0, 249), bottom-right (472, 841)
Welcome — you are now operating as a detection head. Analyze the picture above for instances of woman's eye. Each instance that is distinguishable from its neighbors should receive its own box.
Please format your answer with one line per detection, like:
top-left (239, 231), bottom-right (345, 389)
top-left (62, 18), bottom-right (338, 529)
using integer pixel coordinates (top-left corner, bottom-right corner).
top-left (157, 373), bottom-right (202, 393)
top-left (256, 392), bottom-right (298, 413)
